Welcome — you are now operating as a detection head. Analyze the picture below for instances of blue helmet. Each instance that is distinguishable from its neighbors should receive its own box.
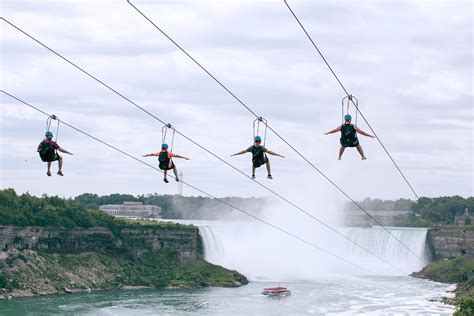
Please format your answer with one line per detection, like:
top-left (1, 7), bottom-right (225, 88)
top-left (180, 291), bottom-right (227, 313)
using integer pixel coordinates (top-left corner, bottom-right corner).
top-left (254, 136), bottom-right (262, 142)
top-left (344, 114), bottom-right (352, 121)
top-left (162, 143), bottom-right (169, 149)
top-left (45, 131), bottom-right (53, 137)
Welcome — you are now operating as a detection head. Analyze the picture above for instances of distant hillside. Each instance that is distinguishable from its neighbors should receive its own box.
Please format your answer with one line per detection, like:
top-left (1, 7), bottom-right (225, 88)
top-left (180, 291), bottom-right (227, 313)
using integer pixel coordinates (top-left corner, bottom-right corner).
top-left (74, 193), bottom-right (268, 220)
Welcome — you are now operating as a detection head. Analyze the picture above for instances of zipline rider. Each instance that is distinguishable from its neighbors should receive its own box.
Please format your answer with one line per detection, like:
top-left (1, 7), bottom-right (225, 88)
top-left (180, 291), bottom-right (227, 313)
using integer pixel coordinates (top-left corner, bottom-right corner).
top-left (324, 114), bottom-right (375, 160)
top-left (38, 131), bottom-right (73, 176)
top-left (231, 136), bottom-right (285, 179)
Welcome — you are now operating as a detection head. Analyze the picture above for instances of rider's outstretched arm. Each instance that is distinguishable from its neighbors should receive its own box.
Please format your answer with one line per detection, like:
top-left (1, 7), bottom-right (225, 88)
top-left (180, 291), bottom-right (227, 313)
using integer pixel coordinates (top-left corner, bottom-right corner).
top-left (231, 149), bottom-right (247, 156)
top-left (324, 125), bottom-right (342, 135)
top-left (355, 126), bottom-right (376, 138)
top-left (266, 150), bottom-right (285, 158)
top-left (58, 147), bottom-right (73, 155)
top-left (143, 152), bottom-right (159, 157)
top-left (173, 154), bottom-right (190, 160)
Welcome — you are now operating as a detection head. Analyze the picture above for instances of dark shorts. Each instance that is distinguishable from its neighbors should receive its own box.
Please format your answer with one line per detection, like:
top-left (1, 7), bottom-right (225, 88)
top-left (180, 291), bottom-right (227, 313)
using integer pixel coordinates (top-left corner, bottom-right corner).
top-left (340, 140), bottom-right (359, 148)
top-left (41, 152), bottom-right (60, 162)
top-left (253, 156), bottom-right (269, 168)
top-left (159, 161), bottom-right (175, 171)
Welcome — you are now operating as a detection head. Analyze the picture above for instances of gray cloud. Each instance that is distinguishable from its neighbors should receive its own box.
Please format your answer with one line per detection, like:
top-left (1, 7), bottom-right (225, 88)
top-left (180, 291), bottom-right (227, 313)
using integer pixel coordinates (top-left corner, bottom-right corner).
top-left (1, 0), bottom-right (472, 200)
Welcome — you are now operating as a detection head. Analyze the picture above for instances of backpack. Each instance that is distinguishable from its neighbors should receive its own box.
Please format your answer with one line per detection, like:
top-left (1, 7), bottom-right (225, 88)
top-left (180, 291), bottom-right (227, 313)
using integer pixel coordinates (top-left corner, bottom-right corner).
top-left (39, 141), bottom-right (56, 162)
top-left (158, 151), bottom-right (172, 170)
top-left (251, 146), bottom-right (267, 168)
top-left (340, 124), bottom-right (359, 147)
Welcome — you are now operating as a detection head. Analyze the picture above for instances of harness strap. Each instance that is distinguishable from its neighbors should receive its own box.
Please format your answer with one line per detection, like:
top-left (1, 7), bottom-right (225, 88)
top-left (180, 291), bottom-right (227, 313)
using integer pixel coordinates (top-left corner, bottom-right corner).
top-left (162, 123), bottom-right (176, 153)
top-left (341, 95), bottom-right (359, 126)
top-left (46, 115), bottom-right (60, 142)
top-left (253, 117), bottom-right (268, 146)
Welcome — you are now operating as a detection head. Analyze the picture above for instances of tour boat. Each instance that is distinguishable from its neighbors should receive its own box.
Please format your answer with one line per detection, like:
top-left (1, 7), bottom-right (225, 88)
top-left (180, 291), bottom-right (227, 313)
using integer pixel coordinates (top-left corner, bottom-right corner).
top-left (262, 286), bottom-right (291, 296)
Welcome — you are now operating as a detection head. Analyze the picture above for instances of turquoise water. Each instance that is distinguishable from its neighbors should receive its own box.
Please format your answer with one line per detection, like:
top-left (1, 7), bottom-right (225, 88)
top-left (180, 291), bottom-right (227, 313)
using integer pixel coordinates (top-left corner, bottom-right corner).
top-left (0, 277), bottom-right (454, 315)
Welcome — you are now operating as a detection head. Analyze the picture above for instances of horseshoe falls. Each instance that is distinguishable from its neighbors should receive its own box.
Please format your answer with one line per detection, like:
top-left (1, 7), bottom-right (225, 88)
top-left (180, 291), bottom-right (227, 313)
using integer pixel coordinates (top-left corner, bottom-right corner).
top-left (198, 222), bottom-right (429, 279)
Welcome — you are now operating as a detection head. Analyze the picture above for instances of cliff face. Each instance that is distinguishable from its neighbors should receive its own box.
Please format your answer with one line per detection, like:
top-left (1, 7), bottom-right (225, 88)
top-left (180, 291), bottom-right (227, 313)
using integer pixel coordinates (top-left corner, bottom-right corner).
top-left (427, 226), bottom-right (474, 260)
top-left (0, 224), bottom-right (247, 299)
top-left (411, 227), bottom-right (474, 311)
top-left (0, 225), bottom-right (199, 264)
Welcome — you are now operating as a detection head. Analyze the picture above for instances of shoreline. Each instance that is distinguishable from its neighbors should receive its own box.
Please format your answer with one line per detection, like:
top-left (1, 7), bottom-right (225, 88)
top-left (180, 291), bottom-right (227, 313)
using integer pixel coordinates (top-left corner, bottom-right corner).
top-left (0, 282), bottom-right (248, 301)
top-left (411, 256), bottom-right (474, 312)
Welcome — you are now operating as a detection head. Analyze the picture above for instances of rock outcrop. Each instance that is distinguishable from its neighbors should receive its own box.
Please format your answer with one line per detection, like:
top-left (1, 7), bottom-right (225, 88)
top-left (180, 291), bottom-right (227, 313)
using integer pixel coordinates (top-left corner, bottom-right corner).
top-left (0, 224), bottom-right (247, 299)
top-left (427, 226), bottom-right (474, 260)
top-left (0, 225), bottom-right (199, 264)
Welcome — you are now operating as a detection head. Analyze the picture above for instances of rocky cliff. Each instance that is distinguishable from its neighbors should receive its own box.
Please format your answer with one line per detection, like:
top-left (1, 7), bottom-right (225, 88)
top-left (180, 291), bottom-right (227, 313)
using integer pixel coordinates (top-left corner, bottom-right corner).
top-left (413, 226), bottom-right (473, 312)
top-left (0, 225), bottom-right (199, 264)
top-left (427, 226), bottom-right (474, 260)
top-left (0, 224), bottom-right (247, 299)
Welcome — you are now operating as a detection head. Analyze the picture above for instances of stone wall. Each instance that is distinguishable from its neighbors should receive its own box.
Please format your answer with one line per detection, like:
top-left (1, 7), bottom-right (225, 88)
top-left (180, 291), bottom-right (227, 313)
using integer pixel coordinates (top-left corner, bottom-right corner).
top-left (0, 225), bottom-right (200, 264)
top-left (427, 226), bottom-right (474, 259)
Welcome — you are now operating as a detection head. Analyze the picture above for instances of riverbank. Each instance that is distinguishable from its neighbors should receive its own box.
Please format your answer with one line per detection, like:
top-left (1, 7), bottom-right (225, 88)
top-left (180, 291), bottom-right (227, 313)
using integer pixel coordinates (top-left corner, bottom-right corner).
top-left (412, 256), bottom-right (473, 315)
top-left (411, 225), bottom-right (473, 314)
top-left (0, 247), bottom-right (247, 300)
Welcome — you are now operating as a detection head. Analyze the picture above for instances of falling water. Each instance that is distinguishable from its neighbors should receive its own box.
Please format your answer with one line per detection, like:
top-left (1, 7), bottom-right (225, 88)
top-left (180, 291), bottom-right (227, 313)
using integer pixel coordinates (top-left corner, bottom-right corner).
top-left (196, 221), bottom-right (429, 279)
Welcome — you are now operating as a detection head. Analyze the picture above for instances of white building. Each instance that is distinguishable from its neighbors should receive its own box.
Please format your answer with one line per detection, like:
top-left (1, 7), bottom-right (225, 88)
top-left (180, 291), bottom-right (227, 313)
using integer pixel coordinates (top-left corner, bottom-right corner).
top-left (99, 202), bottom-right (161, 218)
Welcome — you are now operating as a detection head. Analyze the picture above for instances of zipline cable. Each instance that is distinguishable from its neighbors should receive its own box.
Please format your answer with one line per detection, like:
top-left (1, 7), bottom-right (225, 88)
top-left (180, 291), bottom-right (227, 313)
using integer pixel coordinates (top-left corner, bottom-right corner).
top-left (122, 4), bottom-right (427, 264)
top-left (0, 17), bottom-right (411, 273)
top-left (1, 89), bottom-right (379, 276)
top-left (283, 0), bottom-right (419, 200)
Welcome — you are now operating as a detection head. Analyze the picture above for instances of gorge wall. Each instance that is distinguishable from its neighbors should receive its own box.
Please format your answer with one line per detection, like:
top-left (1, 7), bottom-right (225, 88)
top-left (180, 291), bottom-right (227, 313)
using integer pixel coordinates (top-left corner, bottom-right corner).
top-left (427, 226), bottom-right (474, 259)
top-left (0, 224), bottom-right (247, 299)
top-left (0, 225), bottom-right (200, 264)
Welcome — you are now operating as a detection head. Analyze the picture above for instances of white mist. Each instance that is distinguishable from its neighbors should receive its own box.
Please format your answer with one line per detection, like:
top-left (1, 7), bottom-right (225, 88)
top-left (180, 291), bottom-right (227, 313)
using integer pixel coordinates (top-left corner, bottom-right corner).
top-left (197, 201), bottom-right (428, 280)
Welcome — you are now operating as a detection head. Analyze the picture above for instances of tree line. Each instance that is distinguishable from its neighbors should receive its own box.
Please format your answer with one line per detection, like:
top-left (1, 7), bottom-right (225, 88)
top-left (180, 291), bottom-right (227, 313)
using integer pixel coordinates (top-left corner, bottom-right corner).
top-left (345, 196), bottom-right (474, 226)
top-left (0, 189), bottom-right (122, 229)
top-left (3, 188), bottom-right (470, 227)
top-left (74, 193), bottom-right (267, 220)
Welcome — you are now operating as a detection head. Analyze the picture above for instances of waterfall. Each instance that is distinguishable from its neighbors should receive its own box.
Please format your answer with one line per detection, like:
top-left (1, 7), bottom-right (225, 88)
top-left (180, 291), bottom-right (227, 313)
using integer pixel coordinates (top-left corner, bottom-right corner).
top-left (198, 225), bottom-right (225, 262)
top-left (343, 227), bottom-right (429, 266)
top-left (196, 221), bottom-right (430, 280)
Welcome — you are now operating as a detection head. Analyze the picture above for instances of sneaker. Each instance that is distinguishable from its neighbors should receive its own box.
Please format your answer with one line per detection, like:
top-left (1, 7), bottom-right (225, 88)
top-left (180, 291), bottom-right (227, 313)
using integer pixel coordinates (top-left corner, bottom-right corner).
top-left (163, 178), bottom-right (169, 183)
top-left (361, 157), bottom-right (367, 160)
top-left (47, 171), bottom-right (51, 177)
top-left (57, 171), bottom-right (64, 176)
top-left (267, 174), bottom-right (273, 180)
top-left (251, 175), bottom-right (255, 180)
top-left (175, 178), bottom-right (180, 182)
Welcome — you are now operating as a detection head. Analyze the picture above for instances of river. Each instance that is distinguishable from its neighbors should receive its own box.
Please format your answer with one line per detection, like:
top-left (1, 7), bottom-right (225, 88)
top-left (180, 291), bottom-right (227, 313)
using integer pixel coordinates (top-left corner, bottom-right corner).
top-left (0, 277), bottom-right (454, 315)
top-left (0, 221), bottom-right (456, 315)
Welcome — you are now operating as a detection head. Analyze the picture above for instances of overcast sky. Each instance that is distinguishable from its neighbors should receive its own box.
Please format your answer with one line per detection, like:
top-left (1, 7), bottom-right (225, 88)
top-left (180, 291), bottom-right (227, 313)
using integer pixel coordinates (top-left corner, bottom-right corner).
top-left (1, 0), bottom-right (472, 202)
